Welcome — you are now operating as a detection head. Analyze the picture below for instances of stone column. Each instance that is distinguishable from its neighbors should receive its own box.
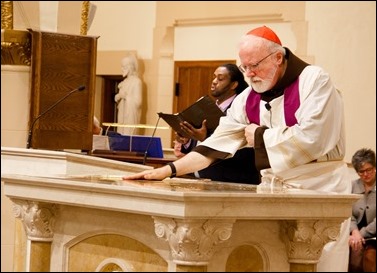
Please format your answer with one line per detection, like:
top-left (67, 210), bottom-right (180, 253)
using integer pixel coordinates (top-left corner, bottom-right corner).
top-left (2, 3), bottom-right (33, 271)
top-left (153, 217), bottom-right (235, 272)
top-left (12, 200), bottom-right (58, 272)
top-left (281, 219), bottom-right (342, 272)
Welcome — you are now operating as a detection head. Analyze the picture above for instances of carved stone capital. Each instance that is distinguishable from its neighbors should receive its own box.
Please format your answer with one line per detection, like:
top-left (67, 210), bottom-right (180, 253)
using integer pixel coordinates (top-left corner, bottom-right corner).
top-left (12, 199), bottom-right (58, 241)
top-left (281, 219), bottom-right (342, 263)
top-left (153, 217), bottom-right (235, 265)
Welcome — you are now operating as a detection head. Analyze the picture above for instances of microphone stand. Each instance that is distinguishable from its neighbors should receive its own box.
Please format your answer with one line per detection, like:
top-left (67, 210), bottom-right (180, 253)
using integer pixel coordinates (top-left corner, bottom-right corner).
top-left (26, 85), bottom-right (85, 149)
top-left (142, 117), bottom-right (161, 165)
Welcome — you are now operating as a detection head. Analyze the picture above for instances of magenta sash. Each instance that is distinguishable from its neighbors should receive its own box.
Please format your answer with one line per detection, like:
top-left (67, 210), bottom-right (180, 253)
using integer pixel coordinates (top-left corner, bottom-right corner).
top-left (246, 79), bottom-right (300, 126)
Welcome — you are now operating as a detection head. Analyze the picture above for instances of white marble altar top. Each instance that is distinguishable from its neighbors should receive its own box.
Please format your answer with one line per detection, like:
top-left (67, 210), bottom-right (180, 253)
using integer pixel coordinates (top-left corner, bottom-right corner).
top-left (2, 173), bottom-right (359, 220)
top-left (1, 146), bottom-right (151, 177)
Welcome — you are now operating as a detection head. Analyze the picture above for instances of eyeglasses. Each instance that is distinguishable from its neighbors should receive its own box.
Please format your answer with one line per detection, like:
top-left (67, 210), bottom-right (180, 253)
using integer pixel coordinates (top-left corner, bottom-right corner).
top-left (239, 51), bottom-right (277, 73)
top-left (357, 167), bottom-right (375, 175)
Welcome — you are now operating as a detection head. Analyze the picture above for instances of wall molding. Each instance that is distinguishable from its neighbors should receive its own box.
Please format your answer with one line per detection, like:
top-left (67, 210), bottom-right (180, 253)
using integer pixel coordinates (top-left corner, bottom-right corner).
top-left (174, 14), bottom-right (284, 27)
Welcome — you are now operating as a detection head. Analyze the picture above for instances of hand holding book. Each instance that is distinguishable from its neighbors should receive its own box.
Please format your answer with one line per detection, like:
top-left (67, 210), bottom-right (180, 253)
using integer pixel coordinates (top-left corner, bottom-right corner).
top-left (179, 120), bottom-right (208, 141)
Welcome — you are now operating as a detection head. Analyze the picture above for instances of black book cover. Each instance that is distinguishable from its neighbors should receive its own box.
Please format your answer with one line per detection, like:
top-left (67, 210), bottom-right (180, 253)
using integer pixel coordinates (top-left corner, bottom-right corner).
top-left (158, 95), bottom-right (225, 138)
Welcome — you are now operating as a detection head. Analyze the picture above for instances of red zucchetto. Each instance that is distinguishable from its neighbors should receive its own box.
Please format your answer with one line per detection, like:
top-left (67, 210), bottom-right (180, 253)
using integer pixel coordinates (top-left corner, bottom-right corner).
top-left (247, 26), bottom-right (282, 45)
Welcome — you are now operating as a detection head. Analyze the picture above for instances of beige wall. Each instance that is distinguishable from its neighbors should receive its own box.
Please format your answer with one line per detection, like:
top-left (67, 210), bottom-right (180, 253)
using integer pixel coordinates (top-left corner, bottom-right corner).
top-left (305, 1), bottom-right (376, 163)
top-left (1, 2), bottom-right (376, 271)
top-left (1, 66), bottom-right (31, 272)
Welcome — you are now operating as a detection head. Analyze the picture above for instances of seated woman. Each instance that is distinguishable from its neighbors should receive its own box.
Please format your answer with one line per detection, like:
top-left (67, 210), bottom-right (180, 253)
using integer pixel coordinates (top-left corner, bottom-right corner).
top-left (349, 148), bottom-right (376, 272)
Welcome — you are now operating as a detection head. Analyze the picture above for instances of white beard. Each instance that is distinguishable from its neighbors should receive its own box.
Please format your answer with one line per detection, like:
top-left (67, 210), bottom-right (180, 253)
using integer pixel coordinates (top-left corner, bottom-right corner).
top-left (250, 65), bottom-right (278, 93)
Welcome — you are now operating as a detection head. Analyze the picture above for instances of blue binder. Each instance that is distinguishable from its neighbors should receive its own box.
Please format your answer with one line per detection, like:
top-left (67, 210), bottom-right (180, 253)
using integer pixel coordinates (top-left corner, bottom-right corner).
top-left (108, 134), bottom-right (164, 158)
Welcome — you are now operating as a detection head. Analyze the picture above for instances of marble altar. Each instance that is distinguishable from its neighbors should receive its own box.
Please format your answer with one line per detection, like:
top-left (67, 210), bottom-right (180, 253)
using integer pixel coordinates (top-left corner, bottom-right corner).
top-left (2, 165), bottom-right (359, 272)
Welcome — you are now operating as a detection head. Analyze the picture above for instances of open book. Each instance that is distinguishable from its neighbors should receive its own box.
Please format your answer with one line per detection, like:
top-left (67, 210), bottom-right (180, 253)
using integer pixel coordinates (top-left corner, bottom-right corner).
top-left (158, 95), bottom-right (225, 138)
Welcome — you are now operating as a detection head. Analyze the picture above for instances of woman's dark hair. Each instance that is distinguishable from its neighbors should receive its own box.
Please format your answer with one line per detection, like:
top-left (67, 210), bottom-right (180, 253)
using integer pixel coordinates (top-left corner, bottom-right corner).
top-left (351, 148), bottom-right (376, 172)
top-left (221, 63), bottom-right (249, 94)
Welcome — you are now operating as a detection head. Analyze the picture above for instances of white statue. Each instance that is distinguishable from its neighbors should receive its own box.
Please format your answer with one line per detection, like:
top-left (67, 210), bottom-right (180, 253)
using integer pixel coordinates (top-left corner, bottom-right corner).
top-left (114, 54), bottom-right (143, 135)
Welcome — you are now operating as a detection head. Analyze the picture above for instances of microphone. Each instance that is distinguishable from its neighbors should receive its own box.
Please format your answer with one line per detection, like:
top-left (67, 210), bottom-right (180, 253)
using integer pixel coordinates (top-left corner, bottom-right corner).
top-left (265, 102), bottom-right (271, 111)
top-left (26, 85), bottom-right (86, 149)
top-left (142, 116), bottom-right (161, 165)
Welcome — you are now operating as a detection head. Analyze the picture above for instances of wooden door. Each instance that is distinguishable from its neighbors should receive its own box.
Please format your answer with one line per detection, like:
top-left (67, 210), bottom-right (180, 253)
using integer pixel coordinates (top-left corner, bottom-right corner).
top-left (101, 75), bottom-right (123, 125)
top-left (173, 60), bottom-right (236, 114)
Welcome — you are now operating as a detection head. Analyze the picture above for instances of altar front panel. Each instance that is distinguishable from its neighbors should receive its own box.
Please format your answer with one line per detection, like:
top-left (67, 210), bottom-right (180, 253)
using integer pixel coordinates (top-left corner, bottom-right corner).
top-left (2, 173), bottom-right (359, 272)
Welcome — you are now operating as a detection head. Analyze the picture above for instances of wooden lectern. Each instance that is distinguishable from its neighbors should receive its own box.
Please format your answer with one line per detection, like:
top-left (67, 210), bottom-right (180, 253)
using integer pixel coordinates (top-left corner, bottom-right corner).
top-left (28, 30), bottom-right (98, 151)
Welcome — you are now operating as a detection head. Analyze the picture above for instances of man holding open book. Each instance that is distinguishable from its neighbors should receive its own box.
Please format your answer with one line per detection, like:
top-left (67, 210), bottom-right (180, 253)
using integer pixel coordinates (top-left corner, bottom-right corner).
top-left (170, 63), bottom-right (259, 183)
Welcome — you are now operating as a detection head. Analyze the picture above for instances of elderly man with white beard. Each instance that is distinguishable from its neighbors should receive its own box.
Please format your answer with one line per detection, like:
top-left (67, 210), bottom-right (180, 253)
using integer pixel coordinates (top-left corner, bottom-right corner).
top-left (123, 26), bottom-right (351, 272)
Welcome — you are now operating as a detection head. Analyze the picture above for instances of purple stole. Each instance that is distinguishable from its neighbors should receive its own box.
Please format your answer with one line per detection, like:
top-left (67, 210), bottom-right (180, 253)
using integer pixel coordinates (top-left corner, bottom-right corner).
top-left (246, 79), bottom-right (300, 126)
